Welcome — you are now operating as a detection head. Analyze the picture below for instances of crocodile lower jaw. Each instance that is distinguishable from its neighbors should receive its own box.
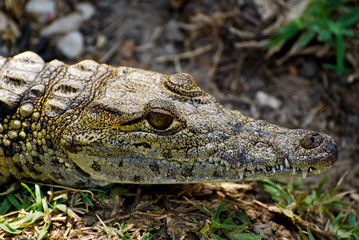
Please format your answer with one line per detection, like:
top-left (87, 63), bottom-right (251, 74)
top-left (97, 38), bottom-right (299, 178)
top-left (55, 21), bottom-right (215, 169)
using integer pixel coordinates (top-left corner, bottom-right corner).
top-left (67, 151), bottom-right (330, 184)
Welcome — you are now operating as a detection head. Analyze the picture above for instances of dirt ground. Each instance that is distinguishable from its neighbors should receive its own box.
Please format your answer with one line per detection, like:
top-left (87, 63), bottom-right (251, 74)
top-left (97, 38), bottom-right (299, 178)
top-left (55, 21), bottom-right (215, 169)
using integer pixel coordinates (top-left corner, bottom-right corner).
top-left (0, 0), bottom-right (358, 239)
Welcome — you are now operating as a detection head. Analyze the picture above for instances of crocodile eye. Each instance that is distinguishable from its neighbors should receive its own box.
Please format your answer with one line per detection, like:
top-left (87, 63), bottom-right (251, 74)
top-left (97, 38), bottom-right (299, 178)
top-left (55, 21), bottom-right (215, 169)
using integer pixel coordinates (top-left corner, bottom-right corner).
top-left (147, 112), bottom-right (173, 130)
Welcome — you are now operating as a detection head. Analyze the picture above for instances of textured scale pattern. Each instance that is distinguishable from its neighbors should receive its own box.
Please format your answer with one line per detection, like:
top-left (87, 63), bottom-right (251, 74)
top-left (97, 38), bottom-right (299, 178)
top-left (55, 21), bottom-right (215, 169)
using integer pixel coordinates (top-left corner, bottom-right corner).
top-left (0, 52), bottom-right (338, 187)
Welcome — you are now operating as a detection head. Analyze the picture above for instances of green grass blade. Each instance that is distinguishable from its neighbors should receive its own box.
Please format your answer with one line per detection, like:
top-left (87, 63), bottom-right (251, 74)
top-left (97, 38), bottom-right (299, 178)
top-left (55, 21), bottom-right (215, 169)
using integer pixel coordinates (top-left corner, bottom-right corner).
top-left (211, 222), bottom-right (248, 231)
top-left (38, 224), bottom-right (50, 240)
top-left (315, 175), bottom-right (329, 200)
top-left (265, 22), bottom-right (300, 49)
top-left (299, 226), bottom-right (316, 240)
top-left (299, 231), bottom-right (309, 240)
top-left (15, 211), bottom-right (45, 226)
top-left (6, 193), bottom-right (22, 210)
top-left (352, 223), bottom-right (359, 240)
top-left (115, 187), bottom-right (136, 197)
top-left (35, 184), bottom-right (43, 212)
top-left (322, 198), bottom-right (349, 208)
top-left (306, 226), bottom-right (316, 240)
top-left (0, 219), bottom-right (22, 234)
top-left (55, 204), bottom-right (81, 221)
top-left (196, 204), bottom-right (214, 216)
top-left (78, 191), bottom-right (94, 207)
top-left (326, 15), bottom-right (347, 36)
top-left (293, 31), bottom-right (316, 50)
top-left (225, 232), bottom-right (262, 240)
top-left (349, 212), bottom-right (357, 227)
top-left (330, 172), bottom-right (347, 198)
top-left (21, 183), bottom-right (35, 200)
top-left (259, 179), bottom-right (293, 204)
top-left (332, 212), bottom-right (347, 233)
top-left (212, 201), bottom-right (229, 222)
top-left (235, 208), bottom-right (251, 225)
top-left (338, 6), bottom-right (359, 27)
top-left (0, 198), bottom-right (11, 215)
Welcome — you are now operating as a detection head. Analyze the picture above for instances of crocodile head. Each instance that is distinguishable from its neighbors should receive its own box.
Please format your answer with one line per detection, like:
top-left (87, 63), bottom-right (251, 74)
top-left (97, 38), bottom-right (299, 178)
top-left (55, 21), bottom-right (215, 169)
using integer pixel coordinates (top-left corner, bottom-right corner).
top-left (61, 68), bottom-right (338, 184)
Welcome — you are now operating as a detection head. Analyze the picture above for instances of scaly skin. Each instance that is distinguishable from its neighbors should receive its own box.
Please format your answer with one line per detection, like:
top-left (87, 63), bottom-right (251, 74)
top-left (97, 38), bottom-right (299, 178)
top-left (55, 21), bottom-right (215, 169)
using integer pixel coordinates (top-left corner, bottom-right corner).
top-left (0, 52), bottom-right (338, 187)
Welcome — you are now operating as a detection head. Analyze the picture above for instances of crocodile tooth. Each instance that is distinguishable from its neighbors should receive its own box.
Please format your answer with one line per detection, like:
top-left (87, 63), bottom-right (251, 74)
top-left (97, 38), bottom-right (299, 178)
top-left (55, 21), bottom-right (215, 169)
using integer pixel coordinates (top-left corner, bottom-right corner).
top-left (308, 167), bottom-right (313, 173)
top-left (272, 168), bottom-right (276, 174)
top-left (302, 171), bottom-right (307, 178)
top-left (220, 160), bottom-right (225, 166)
top-left (292, 168), bottom-right (296, 174)
top-left (285, 158), bottom-right (291, 169)
top-left (238, 171), bottom-right (244, 179)
top-left (280, 165), bottom-right (284, 171)
top-left (226, 166), bottom-right (230, 171)
top-left (208, 156), bottom-right (214, 164)
top-left (263, 168), bottom-right (267, 175)
top-left (275, 165), bottom-right (280, 170)
top-left (251, 170), bottom-right (255, 176)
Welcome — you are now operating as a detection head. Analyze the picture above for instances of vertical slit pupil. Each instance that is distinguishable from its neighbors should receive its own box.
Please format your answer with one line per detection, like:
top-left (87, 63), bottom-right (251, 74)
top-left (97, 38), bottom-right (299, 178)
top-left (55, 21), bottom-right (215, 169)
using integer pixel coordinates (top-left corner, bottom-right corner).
top-left (147, 112), bottom-right (173, 130)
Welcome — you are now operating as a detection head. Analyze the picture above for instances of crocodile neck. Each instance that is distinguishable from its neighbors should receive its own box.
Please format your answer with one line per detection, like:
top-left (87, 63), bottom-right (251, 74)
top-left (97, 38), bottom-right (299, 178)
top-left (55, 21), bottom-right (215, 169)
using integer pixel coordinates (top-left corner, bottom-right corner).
top-left (0, 53), bottom-right (113, 186)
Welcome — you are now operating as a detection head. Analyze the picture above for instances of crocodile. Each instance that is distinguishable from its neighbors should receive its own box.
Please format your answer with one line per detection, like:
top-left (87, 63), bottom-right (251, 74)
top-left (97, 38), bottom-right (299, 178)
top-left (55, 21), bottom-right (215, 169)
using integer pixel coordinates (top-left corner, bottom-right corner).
top-left (0, 51), bottom-right (338, 187)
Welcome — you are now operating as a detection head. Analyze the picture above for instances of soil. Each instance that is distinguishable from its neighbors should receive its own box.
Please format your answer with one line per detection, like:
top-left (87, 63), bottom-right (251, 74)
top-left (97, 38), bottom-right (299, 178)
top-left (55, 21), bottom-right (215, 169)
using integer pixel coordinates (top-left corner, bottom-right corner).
top-left (0, 0), bottom-right (358, 239)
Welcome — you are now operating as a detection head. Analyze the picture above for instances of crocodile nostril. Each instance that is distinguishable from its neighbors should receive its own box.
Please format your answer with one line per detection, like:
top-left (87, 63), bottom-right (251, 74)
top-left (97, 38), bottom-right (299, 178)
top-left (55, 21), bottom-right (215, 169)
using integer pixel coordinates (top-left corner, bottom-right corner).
top-left (300, 133), bottom-right (324, 149)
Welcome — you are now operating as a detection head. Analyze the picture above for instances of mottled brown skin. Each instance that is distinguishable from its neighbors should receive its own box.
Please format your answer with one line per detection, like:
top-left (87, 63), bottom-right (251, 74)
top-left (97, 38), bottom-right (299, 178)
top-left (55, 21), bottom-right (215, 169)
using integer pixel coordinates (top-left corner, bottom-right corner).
top-left (0, 52), bottom-right (338, 187)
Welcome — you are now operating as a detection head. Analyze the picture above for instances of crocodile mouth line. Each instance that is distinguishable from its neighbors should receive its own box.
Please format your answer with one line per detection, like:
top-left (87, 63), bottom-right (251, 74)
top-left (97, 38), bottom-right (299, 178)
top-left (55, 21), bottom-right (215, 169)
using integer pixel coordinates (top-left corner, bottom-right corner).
top-left (80, 147), bottom-right (327, 180)
top-left (206, 156), bottom-right (324, 179)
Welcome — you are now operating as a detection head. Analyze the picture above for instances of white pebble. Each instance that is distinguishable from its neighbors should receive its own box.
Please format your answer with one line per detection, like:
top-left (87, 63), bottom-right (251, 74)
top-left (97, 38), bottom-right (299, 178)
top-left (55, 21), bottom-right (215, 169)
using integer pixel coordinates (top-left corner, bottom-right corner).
top-left (40, 12), bottom-right (83, 36)
top-left (26, 0), bottom-right (56, 23)
top-left (76, 2), bottom-right (96, 21)
top-left (255, 91), bottom-right (281, 110)
top-left (56, 31), bottom-right (84, 59)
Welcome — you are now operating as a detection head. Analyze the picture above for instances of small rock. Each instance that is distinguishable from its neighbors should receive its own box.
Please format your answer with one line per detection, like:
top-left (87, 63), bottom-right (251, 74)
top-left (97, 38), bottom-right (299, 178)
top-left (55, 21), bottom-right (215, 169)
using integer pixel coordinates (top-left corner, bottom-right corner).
top-left (96, 34), bottom-right (107, 49)
top-left (299, 61), bottom-right (318, 78)
top-left (40, 12), bottom-right (83, 36)
top-left (252, 0), bottom-right (279, 21)
top-left (76, 2), bottom-right (96, 21)
top-left (40, 2), bottom-right (95, 36)
top-left (165, 20), bottom-right (184, 41)
top-left (164, 43), bottom-right (178, 55)
top-left (170, 0), bottom-right (187, 9)
top-left (56, 31), bottom-right (84, 58)
top-left (253, 223), bottom-right (273, 239)
top-left (25, 0), bottom-right (56, 23)
top-left (255, 91), bottom-right (281, 109)
top-left (120, 39), bottom-right (136, 58)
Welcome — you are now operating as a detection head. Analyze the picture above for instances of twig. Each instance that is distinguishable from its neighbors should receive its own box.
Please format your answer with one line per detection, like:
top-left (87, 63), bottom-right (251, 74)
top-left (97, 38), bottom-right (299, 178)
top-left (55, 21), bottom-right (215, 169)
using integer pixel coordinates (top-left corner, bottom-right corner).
top-left (96, 214), bottom-right (111, 236)
top-left (135, 211), bottom-right (165, 218)
top-left (301, 102), bottom-right (325, 128)
top-left (235, 40), bottom-right (269, 49)
top-left (135, 26), bottom-right (163, 52)
top-left (156, 44), bottom-right (212, 63)
top-left (228, 26), bottom-right (257, 39)
top-left (99, 39), bottom-right (122, 63)
top-left (206, 38), bottom-right (223, 95)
